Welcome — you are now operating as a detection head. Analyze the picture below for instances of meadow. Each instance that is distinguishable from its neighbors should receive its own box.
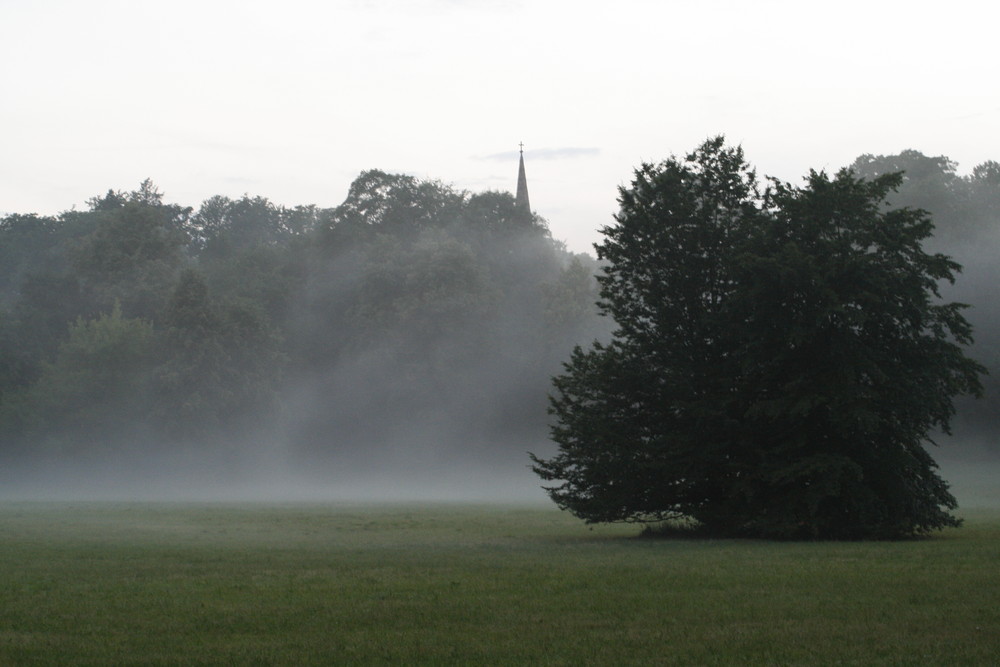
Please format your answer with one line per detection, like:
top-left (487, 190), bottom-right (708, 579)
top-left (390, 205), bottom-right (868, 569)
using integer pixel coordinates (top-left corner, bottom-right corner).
top-left (1, 500), bottom-right (998, 666)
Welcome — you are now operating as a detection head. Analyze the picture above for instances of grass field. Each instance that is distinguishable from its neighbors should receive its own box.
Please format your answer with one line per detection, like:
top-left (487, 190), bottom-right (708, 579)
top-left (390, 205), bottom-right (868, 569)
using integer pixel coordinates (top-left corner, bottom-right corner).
top-left (1, 501), bottom-right (998, 666)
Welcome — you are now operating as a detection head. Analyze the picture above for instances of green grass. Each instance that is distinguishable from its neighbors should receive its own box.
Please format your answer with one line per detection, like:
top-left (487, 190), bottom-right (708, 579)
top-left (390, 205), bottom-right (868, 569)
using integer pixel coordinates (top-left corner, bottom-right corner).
top-left (1, 502), bottom-right (998, 665)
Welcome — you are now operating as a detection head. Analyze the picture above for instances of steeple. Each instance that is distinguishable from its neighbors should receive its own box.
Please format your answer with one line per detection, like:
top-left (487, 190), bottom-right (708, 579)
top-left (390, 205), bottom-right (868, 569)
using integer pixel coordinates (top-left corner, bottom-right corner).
top-left (515, 142), bottom-right (530, 215)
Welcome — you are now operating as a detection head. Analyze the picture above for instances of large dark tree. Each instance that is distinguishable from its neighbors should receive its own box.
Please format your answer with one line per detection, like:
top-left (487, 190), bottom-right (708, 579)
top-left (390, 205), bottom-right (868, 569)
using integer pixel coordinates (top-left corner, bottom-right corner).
top-left (532, 137), bottom-right (983, 539)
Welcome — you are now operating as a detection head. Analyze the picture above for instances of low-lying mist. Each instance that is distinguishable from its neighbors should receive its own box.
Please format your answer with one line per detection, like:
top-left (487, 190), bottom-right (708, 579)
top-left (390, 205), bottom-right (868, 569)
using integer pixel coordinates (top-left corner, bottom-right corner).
top-left (4, 438), bottom-right (997, 511)
top-left (0, 446), bottom-right (553, 504)
top-left (2, 154), bottom-right (1000, 510)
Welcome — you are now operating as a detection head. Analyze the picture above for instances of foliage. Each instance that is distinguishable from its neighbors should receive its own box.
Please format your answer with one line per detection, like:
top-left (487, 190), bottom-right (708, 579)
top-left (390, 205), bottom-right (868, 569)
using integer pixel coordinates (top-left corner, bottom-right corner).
top-left (323, 169), bottom-right (466, 243)
top-left (72, 179), bottom-right (191, 318)
top-left (0, 214), bottom-right (61, 307)
top-left (542, 255), bottom-right (607, 349)
top-left (848, 150), bottom-right (1000, 442)
top-left (24, 304), bottom-right (154, 451)
top-left (533, 137), bottom-right (984, 539)
top-left (349, 230), bottom-right (495, 363)
top-left (151, 270), bottom-right (285, 439)
top-left (190, 194), bottom-right (314, 258)
top-left (0, 173), bottom-right (602, 468)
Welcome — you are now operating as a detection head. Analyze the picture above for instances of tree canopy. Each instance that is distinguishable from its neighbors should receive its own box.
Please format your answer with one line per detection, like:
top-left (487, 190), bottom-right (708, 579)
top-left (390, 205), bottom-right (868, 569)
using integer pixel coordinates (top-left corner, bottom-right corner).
top-left (0, 174), bottom-right (604, 481)
top-left (532, 137), bottom-right (984, 539)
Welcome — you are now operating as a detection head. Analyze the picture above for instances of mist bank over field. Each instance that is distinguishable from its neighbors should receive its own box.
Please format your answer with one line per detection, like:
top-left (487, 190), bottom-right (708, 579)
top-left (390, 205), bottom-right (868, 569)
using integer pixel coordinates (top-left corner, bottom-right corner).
top-left (936, 454), bottom-right (1000, 511)
top-left (2, 440), bottom-right (996, 510)
top-left (1, 148), bottom-right (999, 503)
top-left (0, 448), bottom-right (553, 504)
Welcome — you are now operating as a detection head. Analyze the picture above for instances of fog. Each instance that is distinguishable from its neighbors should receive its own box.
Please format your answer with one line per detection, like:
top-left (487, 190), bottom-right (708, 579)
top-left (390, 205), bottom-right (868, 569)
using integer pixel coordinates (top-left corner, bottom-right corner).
top-left (1, 151), bottom-right (999, 512)
top-left (0, 449), bottom-right (552, 504)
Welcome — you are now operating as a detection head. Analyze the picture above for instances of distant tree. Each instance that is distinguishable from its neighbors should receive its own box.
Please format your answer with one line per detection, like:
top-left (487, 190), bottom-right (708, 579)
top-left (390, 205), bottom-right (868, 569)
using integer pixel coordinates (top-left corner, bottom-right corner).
top-left (848, 150), bottom-right (970, 247)
top-left (349, 230), bottom-right (494, 361)
top-left (0, 310), bottom-right (33, 410)
top-left (151, 270), bottom-right (284, 439)
top-left (72, 180), bottom-right (192, 318)
top-left (24, 303), bottom-right (154, 451)
top-left (9, 272), bottom-right (93, 378)
top-left (0, 211), bottom-right (99, 371)
top-left (328, 170), bottom-right (465, 239)
top-left (0, 214), bottom-right (60, 306)
top-left (188, 195), bottom-right (305, 328)
top-left (847, 151), bottom-right (1000, 444)
top-left (461, 190), bottom-right (547, 237)
top-left (967, 160), bottom-right (1000, 240)
top-left (541, 255), bottom-right (604, 350)
top-left (282, 169), bottom-right (598, 463)
top-left (532, 137), bottom-right (983, 539)
top-left (189, 194), bottom-right (310, 258)
top-left (971, 160), bottom-right (1000, 186)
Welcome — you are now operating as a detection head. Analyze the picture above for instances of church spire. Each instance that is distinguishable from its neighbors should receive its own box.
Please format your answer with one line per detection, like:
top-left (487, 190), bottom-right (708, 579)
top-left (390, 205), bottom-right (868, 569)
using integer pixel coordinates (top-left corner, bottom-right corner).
top-left (515, 142), bottom-right (530, 215)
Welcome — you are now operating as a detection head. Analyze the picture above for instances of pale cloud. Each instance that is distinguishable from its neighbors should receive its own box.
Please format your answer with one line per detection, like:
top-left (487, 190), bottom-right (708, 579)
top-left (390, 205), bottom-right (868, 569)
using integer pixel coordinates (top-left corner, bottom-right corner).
top-left (479, 148), bottom-right (601, 162)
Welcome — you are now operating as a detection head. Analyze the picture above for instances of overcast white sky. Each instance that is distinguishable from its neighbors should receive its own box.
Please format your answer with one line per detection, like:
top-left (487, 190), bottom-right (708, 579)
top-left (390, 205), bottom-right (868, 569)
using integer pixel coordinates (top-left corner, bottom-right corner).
top-left (2, 0), bottom-right (997, 253)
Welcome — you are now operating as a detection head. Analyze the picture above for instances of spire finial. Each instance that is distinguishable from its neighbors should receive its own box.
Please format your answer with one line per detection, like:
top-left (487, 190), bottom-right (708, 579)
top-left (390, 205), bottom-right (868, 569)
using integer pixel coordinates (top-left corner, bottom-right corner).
top-left (519, 141), bottom-right (524, 155)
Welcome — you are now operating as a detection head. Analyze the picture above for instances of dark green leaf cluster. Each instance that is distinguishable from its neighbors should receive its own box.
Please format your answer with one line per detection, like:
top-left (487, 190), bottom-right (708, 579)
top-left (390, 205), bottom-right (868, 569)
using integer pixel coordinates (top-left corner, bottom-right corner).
top-left (532, 138), bottom-right (984, 539)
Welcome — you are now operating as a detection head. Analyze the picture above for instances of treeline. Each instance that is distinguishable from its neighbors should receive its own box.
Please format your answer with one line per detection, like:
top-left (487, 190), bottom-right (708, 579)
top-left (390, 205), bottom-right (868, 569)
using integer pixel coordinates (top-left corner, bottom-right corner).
top-left (0, 172), bottom-right (606, 476)
top-left (0, 149), bottom-right (998, 483)
top-left (847, 151), bottom-right (1000, 442)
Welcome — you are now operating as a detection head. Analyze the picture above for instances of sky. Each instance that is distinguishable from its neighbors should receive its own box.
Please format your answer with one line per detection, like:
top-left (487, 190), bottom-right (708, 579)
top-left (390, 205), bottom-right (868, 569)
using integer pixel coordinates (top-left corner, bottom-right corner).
top-left (2, 0), bottom-right (998, 254)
